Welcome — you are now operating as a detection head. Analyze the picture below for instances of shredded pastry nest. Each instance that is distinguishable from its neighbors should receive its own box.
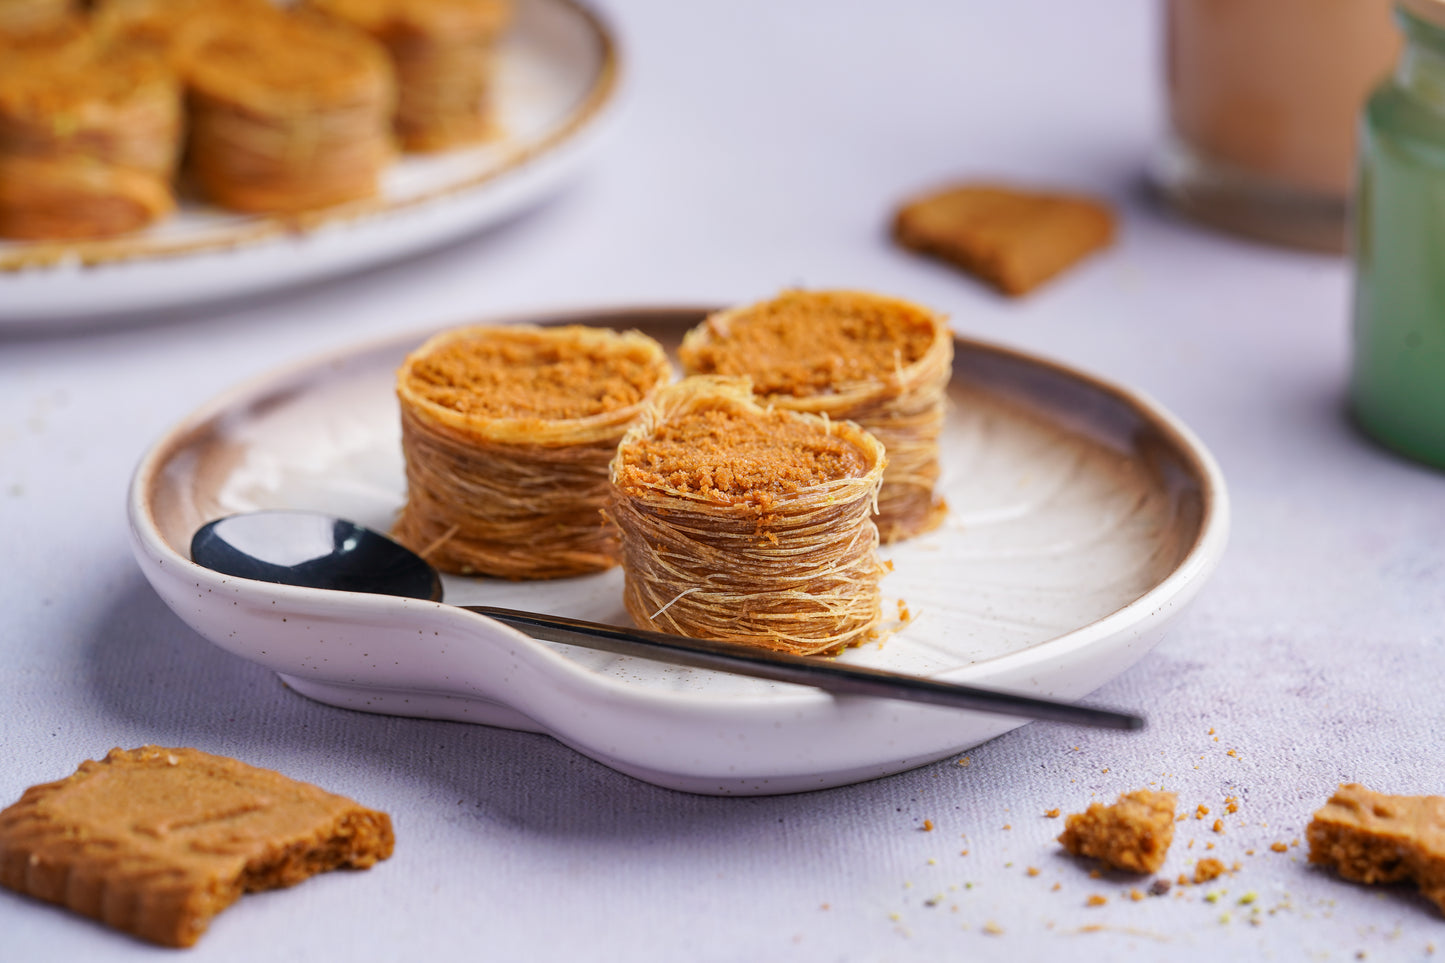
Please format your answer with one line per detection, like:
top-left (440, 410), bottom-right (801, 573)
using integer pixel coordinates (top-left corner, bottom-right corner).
top-left (393, 323), bottom-right (672, 580)
top-left (607, 376), bottom-right (887, 656)
top-left (173, 6), bottom-right (396, 212)
top-left (302, 0), bottom-right (511, 151)
top-left (678, 289), bottom-right (953, 543)
top-left (0, 28), bottom-right (182, 238)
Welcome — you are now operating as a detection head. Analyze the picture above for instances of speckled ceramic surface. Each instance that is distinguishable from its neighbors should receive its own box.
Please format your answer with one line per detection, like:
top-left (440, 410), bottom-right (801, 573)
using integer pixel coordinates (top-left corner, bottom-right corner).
top-left (0, 0), bottom-right (618, 324)
top-left (128, 307), bottom-right (1229, 794)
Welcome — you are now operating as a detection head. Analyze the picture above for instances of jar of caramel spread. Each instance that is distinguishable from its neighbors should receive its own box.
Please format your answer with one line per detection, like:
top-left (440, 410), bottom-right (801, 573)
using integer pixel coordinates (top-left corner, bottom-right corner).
top-left (1155, 0), bottom-right (1400, 252)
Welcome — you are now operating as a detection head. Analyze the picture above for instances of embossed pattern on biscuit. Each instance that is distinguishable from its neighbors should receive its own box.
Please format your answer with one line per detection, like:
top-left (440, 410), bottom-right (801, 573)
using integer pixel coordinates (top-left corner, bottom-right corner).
top-left (0, 746), bottom-right (394, 947)
top-left (1307, 783), bottom-right (1445, 914)
top-left (893, 184), bottom-right (1115, 296)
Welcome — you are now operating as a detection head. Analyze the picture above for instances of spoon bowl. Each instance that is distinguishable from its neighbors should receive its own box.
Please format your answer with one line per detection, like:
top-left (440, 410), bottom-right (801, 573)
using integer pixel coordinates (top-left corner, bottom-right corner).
top-left (192, 512), bottom-right (441, 602)
top-left (191, 510), bottom-right (1145, 731)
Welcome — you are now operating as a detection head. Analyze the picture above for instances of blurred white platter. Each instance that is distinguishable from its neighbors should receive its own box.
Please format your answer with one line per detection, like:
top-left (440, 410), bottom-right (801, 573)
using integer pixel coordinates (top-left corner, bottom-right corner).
top-left (0, 0), bottom-right (617, 325)
top-left (128, 307), bottom-right (1230, 795)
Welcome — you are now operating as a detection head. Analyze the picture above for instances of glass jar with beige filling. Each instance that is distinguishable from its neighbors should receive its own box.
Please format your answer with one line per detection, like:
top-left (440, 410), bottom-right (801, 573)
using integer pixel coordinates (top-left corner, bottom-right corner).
top-left (1155, 0), bottom-right (1400, 252)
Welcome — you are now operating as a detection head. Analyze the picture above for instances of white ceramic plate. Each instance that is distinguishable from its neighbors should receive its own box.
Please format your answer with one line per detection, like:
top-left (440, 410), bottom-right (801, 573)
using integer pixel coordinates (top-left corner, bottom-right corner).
top-left (128, 307), bottom-right (1230, 795)
top-left (0, 0), bottom-right (617, 325)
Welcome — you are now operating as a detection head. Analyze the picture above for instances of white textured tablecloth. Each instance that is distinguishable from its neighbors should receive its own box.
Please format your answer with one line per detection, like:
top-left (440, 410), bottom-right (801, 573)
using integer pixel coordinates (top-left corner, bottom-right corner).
top-left (4, 1), bottom-right (1443, 959)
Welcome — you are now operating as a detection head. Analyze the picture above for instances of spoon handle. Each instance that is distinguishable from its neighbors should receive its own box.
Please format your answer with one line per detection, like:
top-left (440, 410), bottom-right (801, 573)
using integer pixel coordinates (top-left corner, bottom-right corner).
top-left (461, 605), bottom-right (1143, 731)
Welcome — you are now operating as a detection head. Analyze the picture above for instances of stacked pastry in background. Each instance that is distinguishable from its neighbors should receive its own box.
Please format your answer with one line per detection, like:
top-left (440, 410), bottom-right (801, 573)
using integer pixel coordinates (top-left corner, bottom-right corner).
top-left (0, 0), bottom-right (512, 240)
top-left (0, 14), bottom-right (182, 238)
top-left (304, 0), bottom-right (512, 151)
top-left (0, 0), bottom-right (73, 34)
top-left (90, 0), bottom-right (276, 62)
top-left (180, 9), bottom-right (396, 213)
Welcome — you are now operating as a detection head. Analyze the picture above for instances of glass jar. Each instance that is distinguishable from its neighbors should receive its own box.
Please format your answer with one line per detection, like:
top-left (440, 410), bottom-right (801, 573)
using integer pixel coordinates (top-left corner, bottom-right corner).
top-left (1156, 0), bottom-right (1400, 252)
top-left (1351, 0), bottom-right (1445, 468)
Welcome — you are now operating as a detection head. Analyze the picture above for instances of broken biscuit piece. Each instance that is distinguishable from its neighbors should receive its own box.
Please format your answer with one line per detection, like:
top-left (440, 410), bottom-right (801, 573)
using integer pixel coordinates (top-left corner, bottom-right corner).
top-left (893, 183), bottom-right (1115, 296)
top-left (1307, 783), bottom-right (1445, 914)
top-left (0, 746), bottom-right (394, 947)
top-left (1058, 789), bottom-right (1177, 874)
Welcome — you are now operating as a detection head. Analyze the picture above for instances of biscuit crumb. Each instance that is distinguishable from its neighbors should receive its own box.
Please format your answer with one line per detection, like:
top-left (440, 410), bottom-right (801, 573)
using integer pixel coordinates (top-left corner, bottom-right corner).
top-left (1270, 842), bottom-right (1289, 853)
top-left (1129, 888), bottom-right (1145, 902)
top-left (1058, 790), bottom-right (1176, 874)
top-left (1213, 819), bottom-right (1225, 833)
top-left (922, 819), bottom-right (934, 832)
top-left (1045, 808), bottom-right (1061, 818)
top-left (1026, 867), bottom-right (1040, 877)
top-left (982, 921), bottom-right (1004, 935)
top-left (1193, 858), bottom-right (1226, 884)
top-left (1086, 894), bottom-right (1108, 907)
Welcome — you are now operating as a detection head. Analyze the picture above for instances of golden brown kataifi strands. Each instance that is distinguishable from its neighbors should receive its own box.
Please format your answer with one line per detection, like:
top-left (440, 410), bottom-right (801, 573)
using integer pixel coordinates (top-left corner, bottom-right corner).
top-left (0, 26), bottom-right (182, 239)
top-left (304, 0), bottom-right (512, 151)
top-left (0, 0), bottom-right (74, 34)
top-left (91, 0), bottom-right (279, 65)
top-left (679, 290), bottom-right (953, 544)
top-left (607, 377), bottom-right (887, 656)
top-left (393, 324), bottom-right (672, 579)
top-left (178, 7), bottom-right (396, 213)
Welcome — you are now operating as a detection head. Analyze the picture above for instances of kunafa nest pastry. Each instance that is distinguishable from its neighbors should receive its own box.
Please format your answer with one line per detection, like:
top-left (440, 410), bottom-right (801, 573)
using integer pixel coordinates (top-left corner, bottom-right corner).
top-left (607, 377), bottom-right (888, 656)
top-left (178, 9), bottom-right (396, 213)
top-left (394, 324), bottom-right (672, 580)
top-left (92, 0), bottom-right (277, 64)
top-left (0, 156), bottom-right (174, 239)
top-left (0, 0), bottom-right (74, 35)
top-left (305, 0), bottom-right (512, 151)
top-left (678, 290), bottom-right (954, 544)
top-left (0, 31), bottom-right (182, 239)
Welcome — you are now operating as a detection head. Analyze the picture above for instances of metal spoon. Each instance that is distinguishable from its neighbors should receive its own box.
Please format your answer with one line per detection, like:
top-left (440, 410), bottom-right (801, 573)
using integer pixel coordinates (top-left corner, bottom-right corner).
top-left (190, 510), bottom-right (1144, 731)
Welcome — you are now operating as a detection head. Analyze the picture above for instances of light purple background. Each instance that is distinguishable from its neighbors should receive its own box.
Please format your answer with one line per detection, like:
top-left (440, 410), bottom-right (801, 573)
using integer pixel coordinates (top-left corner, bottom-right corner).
top-left (3, 1), bottom-right (1443, 959)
